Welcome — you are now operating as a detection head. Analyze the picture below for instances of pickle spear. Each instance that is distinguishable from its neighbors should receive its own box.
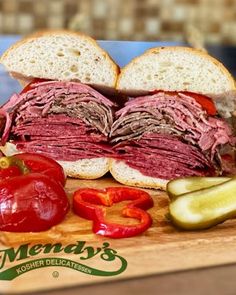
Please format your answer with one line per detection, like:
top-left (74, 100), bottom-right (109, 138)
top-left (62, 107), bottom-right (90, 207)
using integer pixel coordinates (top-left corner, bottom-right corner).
top-left (169, 178), bottom-right (236, 230)
top-left (167, 177), bottom-right (230, 199)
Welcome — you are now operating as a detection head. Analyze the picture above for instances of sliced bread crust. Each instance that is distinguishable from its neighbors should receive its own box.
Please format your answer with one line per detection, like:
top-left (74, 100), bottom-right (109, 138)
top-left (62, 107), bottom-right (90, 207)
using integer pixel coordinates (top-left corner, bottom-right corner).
top-left (0, 30), bottom-right (119, 89)
top-left (109, 159), bottom-right (168, 190)
top-left (58, 158), bottom-right (110, 179)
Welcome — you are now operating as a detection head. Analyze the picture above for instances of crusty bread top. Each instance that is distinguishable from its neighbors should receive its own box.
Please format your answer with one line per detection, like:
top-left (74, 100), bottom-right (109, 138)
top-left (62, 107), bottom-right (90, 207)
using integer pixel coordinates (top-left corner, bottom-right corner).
top-left (0, 30), bottom-right (119, 89)
top-left (117, 46), bottom-right (236, 117)
top-left (117, 46), bottom-right (235, 93)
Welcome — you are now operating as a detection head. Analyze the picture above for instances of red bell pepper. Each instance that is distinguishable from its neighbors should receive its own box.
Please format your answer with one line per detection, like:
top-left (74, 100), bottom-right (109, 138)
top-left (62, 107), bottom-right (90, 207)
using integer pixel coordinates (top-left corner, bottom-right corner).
top-left (151, 90), bottom-right (217, 116)
top-left (0, 153), bottom-right (69, 232)
top-left (0, 153), bottom-right (65, 185)
top-left (0, 165), bottom-right (21, 179)
top-left (20, 78), bottom-right (49, 94)
top-left (73, 187), bottom-right (154, 239)
top-left (180, 91), bottom-right (217, 116)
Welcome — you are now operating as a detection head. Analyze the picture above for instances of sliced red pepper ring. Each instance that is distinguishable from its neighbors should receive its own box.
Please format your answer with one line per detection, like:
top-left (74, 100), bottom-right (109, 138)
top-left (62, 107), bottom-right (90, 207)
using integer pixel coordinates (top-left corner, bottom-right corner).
top-left (73, 187), bottom-right (154, 239)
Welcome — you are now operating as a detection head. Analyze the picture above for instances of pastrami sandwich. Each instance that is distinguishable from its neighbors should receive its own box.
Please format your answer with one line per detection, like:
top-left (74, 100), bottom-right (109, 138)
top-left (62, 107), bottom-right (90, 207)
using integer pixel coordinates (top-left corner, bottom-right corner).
top-left (0, 30), bottom-right (119, 179)
top-left (110, 47), bottom-right (236, 189)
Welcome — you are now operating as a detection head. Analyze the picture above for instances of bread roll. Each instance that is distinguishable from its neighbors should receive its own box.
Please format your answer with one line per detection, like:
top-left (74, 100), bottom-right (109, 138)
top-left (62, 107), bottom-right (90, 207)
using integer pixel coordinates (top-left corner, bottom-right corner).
top-left (1, 30), bottom-right (119, 91)
top-left (110, 159), bottom-right (168, 190)
top-left (117, 46), bottom-right (236, 118)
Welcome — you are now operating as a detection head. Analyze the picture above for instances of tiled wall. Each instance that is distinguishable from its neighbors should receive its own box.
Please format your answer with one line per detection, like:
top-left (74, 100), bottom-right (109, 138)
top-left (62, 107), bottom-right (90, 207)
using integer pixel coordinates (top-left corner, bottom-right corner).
top-left (0, 0), bottom-right (236, 44)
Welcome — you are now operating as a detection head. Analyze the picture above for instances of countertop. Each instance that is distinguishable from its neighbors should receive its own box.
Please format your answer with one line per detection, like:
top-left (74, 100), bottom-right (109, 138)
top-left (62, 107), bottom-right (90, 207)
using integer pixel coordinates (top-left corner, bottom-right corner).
top-left (33, 263), bottom-right (236, 295)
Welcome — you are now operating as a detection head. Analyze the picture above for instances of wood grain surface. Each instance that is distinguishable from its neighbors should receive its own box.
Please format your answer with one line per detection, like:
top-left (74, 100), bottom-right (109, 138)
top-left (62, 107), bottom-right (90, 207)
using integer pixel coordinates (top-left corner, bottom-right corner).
top-left (1, 177), bottom-right (236, 294)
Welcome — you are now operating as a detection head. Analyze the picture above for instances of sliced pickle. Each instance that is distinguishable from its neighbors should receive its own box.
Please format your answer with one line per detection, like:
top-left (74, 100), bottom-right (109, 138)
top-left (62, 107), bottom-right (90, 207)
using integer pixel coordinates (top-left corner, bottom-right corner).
top-left (169, 178), bottom-right (236, 230)
top-left (167, 177), bottom-right (230, 199)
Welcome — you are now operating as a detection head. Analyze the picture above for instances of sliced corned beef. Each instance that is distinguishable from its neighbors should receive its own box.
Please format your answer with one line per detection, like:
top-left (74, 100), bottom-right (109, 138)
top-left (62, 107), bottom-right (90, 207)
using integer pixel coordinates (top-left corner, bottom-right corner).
top-left (111, 92), bottom-right (234, 157)
top-left (111, 92), bottom-right (235, 178)
top-left (114, 133), bottom-right (215, 179)
top-left (0, 81), bottom-right (115, 161)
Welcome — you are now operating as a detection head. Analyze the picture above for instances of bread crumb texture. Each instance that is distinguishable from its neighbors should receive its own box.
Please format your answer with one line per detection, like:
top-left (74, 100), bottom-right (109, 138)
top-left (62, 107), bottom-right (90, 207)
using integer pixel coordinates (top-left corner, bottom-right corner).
top-left (58, 157), bottom-right (110, 179)
top-left (118, 47), bottom-right (235, 95)
top-left (1, 32), bottom-right (118, 87)
top-left (110, 160), bottom-right (168, 190)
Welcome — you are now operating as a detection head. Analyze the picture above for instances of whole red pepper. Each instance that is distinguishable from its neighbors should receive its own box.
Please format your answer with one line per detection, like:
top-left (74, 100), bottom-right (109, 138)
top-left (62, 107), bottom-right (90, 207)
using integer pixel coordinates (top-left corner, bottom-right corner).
top-left (0, 153), bottom-right (69, 232)
top-left (73, 187), bottom-right (154, 239)
top-left (0, 153), bottom-right (65, 185)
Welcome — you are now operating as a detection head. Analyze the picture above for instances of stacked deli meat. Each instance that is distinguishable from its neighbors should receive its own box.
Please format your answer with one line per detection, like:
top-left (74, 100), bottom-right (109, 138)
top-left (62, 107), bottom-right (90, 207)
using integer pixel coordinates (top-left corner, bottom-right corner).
top-left (0, 81), bottom-right (115, 160)
top-left (110, 91), bottom-right (234, 180)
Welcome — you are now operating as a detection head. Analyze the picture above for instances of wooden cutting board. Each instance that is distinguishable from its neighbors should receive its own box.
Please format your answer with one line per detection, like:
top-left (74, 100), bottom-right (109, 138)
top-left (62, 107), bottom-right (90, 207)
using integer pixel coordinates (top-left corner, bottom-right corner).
top-left (1, 176), bottom-right (236, 294)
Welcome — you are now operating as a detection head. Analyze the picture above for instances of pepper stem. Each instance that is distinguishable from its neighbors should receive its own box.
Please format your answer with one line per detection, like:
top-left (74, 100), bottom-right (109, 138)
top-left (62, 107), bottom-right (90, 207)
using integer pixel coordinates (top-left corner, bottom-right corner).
top-left (0, 155), bottom-right (30, 175)
top-left (0, 157), bottom-right (11, 169)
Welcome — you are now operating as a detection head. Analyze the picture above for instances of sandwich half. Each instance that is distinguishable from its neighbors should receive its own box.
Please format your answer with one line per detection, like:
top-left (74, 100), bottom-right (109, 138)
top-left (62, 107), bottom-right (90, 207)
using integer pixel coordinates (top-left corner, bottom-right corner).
top-left (0, 30), bottom-right (119, 179)
top-left (111, 47), bottom-right (236, 189)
